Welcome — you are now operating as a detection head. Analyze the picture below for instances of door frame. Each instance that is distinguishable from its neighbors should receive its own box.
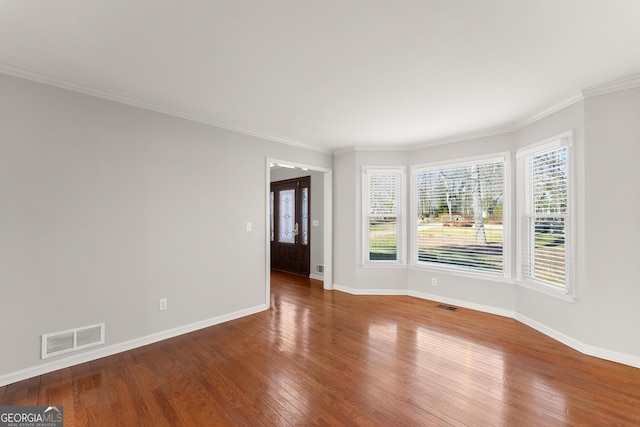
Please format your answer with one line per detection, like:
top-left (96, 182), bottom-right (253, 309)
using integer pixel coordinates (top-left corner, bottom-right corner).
top-left (265, 158), bottom-right (333, 305)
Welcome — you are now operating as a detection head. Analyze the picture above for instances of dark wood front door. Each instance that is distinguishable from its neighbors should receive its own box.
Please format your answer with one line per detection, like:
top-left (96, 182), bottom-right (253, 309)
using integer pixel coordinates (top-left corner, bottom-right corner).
top-left (270, 176), bottom-right (310, 276)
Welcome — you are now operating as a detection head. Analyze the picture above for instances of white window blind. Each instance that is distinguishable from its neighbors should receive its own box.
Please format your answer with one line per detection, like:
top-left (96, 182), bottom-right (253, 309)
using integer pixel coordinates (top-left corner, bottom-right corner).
top-left (520, 142), bottom-right (570, 288)
top-left (363, 168), bottom-right (404, 263)
top-left (414, 158), bottom-right (505, 274)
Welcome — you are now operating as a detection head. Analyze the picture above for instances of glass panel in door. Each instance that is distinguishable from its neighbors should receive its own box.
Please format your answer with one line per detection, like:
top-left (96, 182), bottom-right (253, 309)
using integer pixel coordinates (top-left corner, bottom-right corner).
top-left (302, 187), bottom-right (309, 246)
top-left (278, 189), bottom-right (295, 244)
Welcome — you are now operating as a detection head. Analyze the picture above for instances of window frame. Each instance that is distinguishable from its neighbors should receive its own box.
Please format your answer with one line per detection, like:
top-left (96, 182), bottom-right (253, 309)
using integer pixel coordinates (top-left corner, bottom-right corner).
top-left (516, 130), bottom-right (575, 300)
top-left (362, 166), bottom-right (406, 266)
top-left (409, 153), bottom-right (511, 279)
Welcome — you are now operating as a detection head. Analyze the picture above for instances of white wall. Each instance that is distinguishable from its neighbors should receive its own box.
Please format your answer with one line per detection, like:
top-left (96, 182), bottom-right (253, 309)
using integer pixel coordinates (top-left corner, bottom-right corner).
top-left (582, 87), bottom-right (640, 357)
top-left (513, 88), bottom-right (640, 363)
top-left (333, 152), bottom-right (357, 290)
top-left (0, 73), bottom-right (332, 384)
top-left (269, 167), bottom-right (325, 278)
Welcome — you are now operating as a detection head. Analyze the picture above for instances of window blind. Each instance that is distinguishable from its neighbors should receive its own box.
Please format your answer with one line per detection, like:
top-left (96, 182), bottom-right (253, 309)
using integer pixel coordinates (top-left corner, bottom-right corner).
top-left (415, 159), bottom-right (504, 273)
top-left (364, 169), bottom-right (403, 262)
top-left (522, 146), bottom-right (568, 286)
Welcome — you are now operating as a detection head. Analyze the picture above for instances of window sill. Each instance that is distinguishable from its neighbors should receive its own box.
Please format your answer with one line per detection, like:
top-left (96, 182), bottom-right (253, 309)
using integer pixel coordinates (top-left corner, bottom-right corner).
top-left (516, 279), bottom-right (575, 302)
top-left (361, 262), bottom-right (406, 269)
top-left (408, 263), bottom-right (515, 284)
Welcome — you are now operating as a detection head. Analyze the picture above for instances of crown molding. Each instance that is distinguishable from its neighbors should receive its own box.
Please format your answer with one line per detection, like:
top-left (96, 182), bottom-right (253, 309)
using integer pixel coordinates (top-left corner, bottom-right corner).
top-left (333, 124), bottom-right (516, 155)
top-left (373, 73), bottom-right (640, 152)
top-left (343, 91), bottom-right (588, 154)
top-left (582, 74), bottom-right (640, 99)
top-left (2, 60), bottom-right (638, 156)
top-left (332, 146), bottom-right (356, 156)
top-left (514, 91), bottom-right (584, 130)
top-left (0, 62), bottom-right (332, 155)
top-left (408, 124), bottom-right (515, 152)
top-left (364, 73), bottom-right (639, 152)
top-left (334, 144), bottom-right (417, 155)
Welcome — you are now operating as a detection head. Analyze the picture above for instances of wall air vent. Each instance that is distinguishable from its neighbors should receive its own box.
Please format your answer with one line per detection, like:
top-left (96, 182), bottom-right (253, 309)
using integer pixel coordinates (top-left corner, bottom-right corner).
top-left (316, 264), bottom-right (324, 274)
top-left (42, 323), bottom-right (105, 359)
top-left (436, 304), bottom-right (460, 312)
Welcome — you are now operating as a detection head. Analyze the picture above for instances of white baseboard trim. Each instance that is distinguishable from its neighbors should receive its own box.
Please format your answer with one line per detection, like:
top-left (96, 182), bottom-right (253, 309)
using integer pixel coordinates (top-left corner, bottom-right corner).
top-left (515, 313), bottom-right (640, 369)
top-left (0, 303), bottom-right (269, 387)
top-left (409, 290), bottom-right (515, 318)
top-left (334, 284), bottom-right (408, 296)
top-left (309, 273), bottom-right (324, 281)
top-left (334, 284), bottom-right (513, 316)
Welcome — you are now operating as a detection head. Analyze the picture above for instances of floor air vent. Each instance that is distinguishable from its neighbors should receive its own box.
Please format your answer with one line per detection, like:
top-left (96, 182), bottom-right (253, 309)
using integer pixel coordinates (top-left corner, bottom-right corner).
top-left (436, 304), bottom-right (460, 312)
top-left (42, 323), bottom-right (105, 359)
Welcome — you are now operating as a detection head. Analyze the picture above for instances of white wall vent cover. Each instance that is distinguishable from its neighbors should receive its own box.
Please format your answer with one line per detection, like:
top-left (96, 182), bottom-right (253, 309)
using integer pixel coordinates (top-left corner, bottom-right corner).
top-left (316, 264), bottom-right (324, 274)
top-left (41, 323), bottom-right (105, 359)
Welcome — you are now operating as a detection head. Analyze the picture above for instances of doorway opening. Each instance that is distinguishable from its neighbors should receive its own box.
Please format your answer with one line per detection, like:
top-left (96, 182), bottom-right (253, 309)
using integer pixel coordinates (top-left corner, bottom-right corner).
top-left (265, 158), bottom-right (333, 306)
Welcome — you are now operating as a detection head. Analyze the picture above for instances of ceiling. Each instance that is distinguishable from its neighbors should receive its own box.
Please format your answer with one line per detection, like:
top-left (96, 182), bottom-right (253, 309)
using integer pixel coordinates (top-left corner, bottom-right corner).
top-left (1, 1), bottom-right (640, 153)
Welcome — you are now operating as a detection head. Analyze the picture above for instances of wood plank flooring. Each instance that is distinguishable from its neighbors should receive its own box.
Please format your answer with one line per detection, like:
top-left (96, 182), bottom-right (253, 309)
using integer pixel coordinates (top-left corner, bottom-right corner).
top-left (2, 271), bottom-right (640, 426)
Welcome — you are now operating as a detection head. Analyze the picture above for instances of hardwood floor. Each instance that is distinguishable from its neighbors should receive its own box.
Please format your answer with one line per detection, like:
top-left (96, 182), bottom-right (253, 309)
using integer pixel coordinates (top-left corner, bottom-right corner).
top-left (2, 271), bottom-right (640, 426)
